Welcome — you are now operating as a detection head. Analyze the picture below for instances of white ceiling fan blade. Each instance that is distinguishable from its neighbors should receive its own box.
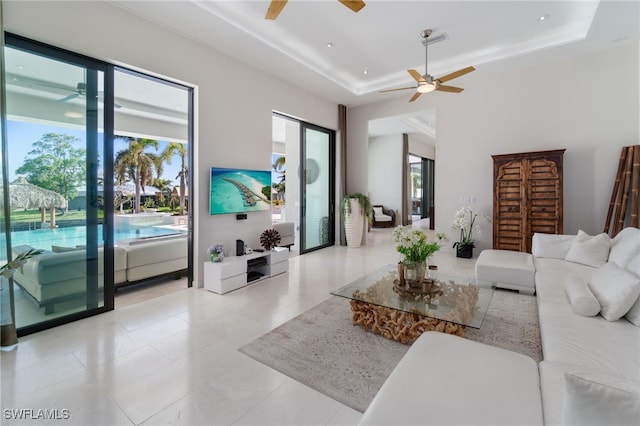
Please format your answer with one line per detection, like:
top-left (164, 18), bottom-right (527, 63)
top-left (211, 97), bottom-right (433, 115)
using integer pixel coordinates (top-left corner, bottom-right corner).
top-left (58, 93), bottom-right (79, 102)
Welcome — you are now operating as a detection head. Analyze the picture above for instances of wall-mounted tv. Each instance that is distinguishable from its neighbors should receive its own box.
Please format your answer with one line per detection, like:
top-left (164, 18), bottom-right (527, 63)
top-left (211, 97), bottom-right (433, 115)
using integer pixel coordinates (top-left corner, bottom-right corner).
top-left (210, 167), bottom-right (272, 215)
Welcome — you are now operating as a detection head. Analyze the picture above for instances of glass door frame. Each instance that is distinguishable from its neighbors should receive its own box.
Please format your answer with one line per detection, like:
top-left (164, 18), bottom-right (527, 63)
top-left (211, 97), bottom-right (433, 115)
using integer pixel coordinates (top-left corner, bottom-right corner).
top-left (113, 66), bottom-right (195, 288)
top-left (299, 121), bottom-right (336, 254)
top-left (4, 33), bottom-right (115, 336)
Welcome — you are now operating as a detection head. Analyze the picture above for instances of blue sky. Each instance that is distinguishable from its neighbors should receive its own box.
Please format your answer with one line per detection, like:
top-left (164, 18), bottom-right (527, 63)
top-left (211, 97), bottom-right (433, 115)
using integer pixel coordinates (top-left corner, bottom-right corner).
top-left (8, 120), bottom-right (285, 192)
top-left (6, 120), bottom-right (182, 186)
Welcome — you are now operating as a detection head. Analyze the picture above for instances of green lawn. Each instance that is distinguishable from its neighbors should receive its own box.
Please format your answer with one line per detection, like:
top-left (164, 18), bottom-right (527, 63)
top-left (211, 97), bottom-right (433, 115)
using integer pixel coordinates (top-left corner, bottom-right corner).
top-left (10, 207), bottom-right (182, 224)
top-left (10, 209), bottom-right (97, 223)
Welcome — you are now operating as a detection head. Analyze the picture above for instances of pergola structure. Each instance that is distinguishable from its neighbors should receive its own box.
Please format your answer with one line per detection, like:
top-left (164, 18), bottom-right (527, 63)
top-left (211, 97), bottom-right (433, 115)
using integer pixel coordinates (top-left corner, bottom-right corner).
top-left (3, 177), bottom-right (68, 228)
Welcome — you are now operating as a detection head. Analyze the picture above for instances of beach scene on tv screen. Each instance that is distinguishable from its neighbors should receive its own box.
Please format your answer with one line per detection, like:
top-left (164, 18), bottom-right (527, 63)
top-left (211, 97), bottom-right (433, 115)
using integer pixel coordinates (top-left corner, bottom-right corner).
top-left (210, 167), bottom-right (271, 215)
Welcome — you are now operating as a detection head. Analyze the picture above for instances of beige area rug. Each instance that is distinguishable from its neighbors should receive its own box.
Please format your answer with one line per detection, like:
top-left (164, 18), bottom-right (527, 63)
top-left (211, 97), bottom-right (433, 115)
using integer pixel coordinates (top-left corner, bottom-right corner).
top-left (239, 289), bottom-right (541, 413)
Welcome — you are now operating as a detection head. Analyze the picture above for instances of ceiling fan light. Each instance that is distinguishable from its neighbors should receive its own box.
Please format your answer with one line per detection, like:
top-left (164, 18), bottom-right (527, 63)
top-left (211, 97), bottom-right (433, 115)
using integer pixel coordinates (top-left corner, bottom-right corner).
top-left (417, 83), bottom-right (436, 93)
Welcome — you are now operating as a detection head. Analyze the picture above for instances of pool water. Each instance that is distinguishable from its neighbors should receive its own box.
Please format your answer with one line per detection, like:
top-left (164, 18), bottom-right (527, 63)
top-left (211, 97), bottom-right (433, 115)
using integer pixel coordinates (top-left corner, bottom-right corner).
top-left (11, 225), bottom-right (181, 250)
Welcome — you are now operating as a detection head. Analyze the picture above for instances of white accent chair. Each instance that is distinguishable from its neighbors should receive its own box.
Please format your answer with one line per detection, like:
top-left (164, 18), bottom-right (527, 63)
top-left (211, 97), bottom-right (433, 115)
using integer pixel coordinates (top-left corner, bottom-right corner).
top-left (372, 205), bottom-right (395, 228)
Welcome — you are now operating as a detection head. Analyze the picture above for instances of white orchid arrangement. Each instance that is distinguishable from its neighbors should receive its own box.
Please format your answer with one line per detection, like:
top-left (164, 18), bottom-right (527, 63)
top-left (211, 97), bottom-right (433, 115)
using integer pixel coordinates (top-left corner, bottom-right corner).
top-left (1, 248), bottom-right (44, 279)
top-left (393, 226), bottom-right (447, 264)
top-left (451, 207), bottom-right (490, 250)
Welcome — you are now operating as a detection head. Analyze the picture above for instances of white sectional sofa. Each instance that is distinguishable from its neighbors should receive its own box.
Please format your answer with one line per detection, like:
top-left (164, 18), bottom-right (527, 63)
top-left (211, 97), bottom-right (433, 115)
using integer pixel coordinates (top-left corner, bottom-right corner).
top-left (13, 237), bottom-right (187, 314)
top-left (360, 227), bottom-right (640, 426)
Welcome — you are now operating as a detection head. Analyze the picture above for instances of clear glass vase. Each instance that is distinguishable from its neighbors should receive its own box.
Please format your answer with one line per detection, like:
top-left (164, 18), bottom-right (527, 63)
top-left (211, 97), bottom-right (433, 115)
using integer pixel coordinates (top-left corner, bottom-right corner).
top-left (403, 260), bottom-right (426, 286)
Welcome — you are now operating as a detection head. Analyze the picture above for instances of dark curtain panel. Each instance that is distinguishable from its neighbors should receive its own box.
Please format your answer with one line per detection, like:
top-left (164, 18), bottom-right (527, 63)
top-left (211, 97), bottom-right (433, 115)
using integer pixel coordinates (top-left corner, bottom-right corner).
top-left (338, 104), bottom-right (347, 245)
top-left (402, 134), bottom-right (409, 226)
top-left (423, 158), bottom-right (435, 228)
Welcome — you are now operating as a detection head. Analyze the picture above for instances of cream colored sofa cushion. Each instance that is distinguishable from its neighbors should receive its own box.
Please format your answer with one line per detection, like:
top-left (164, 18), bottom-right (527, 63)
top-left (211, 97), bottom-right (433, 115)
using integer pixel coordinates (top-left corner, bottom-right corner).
top-left (125, 237), bottom-right (187, 282)
top-left (272, 222), bottom-right (295, 248)
top-left (12, 245), bottom-right (127, 304)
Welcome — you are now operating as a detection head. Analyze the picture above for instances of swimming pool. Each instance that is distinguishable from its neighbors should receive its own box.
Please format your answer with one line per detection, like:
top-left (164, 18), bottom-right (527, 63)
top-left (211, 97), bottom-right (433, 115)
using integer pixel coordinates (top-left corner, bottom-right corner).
top-left (11, 225), bottom-right (183, 250)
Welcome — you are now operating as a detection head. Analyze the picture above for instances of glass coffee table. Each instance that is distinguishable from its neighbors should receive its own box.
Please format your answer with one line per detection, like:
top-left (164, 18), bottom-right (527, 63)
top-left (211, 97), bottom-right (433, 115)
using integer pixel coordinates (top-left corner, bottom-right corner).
top-left (331, 264), bottom-right (495, 344)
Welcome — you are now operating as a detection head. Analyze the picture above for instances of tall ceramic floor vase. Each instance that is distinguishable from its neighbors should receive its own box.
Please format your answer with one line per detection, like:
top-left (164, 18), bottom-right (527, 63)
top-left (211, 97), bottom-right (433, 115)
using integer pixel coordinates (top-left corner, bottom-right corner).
top-left (344, 198), bottom-right (364, 248)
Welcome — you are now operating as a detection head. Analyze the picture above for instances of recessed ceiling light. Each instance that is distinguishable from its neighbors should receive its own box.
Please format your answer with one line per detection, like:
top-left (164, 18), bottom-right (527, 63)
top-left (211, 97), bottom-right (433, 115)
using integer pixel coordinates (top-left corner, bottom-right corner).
top-left (326, 42), bottom-right (333, 48)
top-left (17, 65), bottom-right (24, 69)
top-left (363, 70), bottom-right (369, 75)
top-left (64, 111), bottom-right (83, 118)
top-left (538, 14), bottom-right (549, 21)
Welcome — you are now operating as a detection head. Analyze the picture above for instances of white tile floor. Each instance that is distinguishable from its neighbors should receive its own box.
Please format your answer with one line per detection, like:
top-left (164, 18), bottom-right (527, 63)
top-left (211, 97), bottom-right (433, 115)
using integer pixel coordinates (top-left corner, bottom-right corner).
top-left (1, 222), bottom-right (476, 426)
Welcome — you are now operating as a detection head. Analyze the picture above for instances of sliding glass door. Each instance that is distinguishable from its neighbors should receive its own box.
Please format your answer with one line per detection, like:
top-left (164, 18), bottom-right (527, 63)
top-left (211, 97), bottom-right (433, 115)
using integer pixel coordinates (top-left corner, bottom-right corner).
top-left (300, 123), bottom-right (335, 253)
top-left (3, 35), bottom-right (113, 334)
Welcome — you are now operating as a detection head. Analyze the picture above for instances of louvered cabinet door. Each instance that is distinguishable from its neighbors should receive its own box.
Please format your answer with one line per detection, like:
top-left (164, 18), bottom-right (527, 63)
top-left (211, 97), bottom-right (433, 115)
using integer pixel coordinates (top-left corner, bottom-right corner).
top-left (526, 157), bottom-right (563, 252)
top-left (494, 160), bottom-right (526, 251)
top-left (492, 149), bottom-right (565, 253)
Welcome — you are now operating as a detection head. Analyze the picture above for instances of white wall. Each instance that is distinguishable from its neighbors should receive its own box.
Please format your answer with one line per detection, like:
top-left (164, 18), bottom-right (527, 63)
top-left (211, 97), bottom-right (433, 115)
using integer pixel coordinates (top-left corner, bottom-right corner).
top-left (408, 134), bottom-right (435, 160)
top-left (348, 41), bottom-right (639, 253)
top-left (368, 135), bottom-right (402, 221)
top-left (5, 1), bottom-right (338, 285)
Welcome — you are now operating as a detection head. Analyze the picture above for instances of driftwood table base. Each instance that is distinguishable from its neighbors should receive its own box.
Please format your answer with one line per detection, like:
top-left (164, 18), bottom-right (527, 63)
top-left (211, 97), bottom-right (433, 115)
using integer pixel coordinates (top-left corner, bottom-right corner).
top-left (350, 300), bottom-right (465, 345)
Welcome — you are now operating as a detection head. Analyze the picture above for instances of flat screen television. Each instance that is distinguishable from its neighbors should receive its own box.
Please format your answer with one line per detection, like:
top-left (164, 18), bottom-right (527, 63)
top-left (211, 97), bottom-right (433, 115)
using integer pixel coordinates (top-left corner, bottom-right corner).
top-left (209, 167), bottom-right (272, 215)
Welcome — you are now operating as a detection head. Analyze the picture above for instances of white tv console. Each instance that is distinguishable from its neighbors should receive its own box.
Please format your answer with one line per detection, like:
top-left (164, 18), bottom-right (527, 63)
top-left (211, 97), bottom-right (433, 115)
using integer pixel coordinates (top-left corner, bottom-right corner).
top-left (203, 248), bottom-right (289, 294)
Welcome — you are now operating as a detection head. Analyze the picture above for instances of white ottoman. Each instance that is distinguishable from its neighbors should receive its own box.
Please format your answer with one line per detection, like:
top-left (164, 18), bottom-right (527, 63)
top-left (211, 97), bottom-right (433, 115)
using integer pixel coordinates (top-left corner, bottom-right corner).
top-left (475, 249), bottom-right (536, 295)
top-left (359, 332), bottom-right (543, 426)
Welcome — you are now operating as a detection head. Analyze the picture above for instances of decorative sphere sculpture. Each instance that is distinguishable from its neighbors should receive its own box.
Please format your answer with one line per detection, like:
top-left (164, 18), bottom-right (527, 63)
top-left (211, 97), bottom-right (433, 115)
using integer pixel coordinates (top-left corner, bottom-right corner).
top-left (260, 228), bottom-right (281, 251)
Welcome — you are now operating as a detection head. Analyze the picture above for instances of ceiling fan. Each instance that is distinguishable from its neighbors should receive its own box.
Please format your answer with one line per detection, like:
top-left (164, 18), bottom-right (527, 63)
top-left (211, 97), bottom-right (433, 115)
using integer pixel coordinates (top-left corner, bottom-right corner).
top-left (265, 0), bottom-right (365, 20)
top-left (58, 81), bottom-right (86, 103)
top-left (37, 79), bottom-right (122, 108)
top-left (380, 29), bottom-right (475, 102)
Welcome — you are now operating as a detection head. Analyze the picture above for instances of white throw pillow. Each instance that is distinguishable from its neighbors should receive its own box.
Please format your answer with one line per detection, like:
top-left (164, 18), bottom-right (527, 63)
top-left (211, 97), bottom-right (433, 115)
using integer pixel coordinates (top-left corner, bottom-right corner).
top-left (627, 252), bottom-right (640, 278)
top-left (608, 227), bottom-right (640, 270)
top-left (562, 372), bottom-right (640, 426)
top-left (565, 230), bottom-right (611, 268)
top-left (373, 207), bottom-right (383, 217)
top-left (625, 254), bottom-right (640, 326)
top-left (532, 233), bottom-right (576, 260)
top-left (626, 296), bottom-right (640, 327)
top-left (564, 276), bottom-right (600, 317)
top-left (589, 262), bottom-right (640, 321)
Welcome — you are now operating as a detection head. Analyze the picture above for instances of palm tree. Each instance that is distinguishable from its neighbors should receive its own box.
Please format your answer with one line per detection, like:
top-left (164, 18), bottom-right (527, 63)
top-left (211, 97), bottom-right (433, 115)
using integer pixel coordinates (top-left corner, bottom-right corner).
top-left (273, 156), bottom-right (285, 182)
top-left (114, 137), bottom-right (161, 213)
top-left (153, 178), bottom-right (173, 207)
top-left (161, 142), bottom-right (188, 215)
top-left (272, 155), bottom-right (286, 202)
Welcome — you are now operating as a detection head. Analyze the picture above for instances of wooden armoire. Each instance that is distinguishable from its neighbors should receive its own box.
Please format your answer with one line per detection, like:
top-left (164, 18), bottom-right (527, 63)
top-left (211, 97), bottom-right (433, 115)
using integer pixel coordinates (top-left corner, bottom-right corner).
top-left (492, 149), bottom-right (565, 253)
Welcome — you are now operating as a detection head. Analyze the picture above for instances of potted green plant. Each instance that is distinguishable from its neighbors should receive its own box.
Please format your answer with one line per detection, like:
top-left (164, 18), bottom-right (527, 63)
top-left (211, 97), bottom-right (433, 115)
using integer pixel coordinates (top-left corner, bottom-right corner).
top-left (341, 193), bottom-right (372, 248)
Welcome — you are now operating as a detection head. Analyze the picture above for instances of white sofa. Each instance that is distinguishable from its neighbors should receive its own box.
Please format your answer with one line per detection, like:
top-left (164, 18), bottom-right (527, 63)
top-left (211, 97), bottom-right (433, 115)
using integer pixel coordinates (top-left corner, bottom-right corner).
top-left (360, 227), bottom-right (640, 426)
top-left (273, 222), bottom-right (295, 250)
top-left (13, 237), bottom-right (187, 314)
